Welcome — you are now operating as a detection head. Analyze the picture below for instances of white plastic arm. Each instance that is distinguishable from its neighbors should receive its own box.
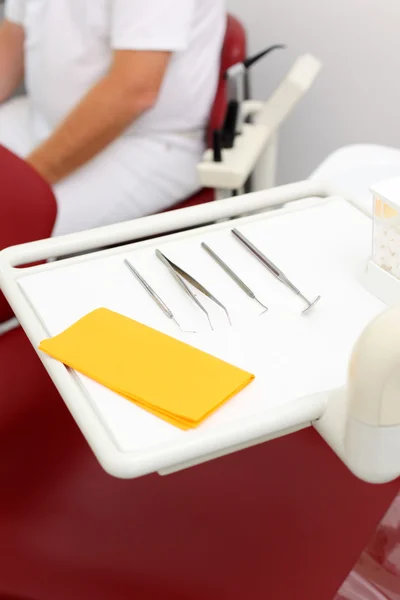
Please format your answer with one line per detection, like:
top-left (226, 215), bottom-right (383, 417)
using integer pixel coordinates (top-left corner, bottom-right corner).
top-left (315, 305), bottom-right (400, 483)
top-left (197, 54), bottom-right (321, 191)
top-left (254, 53), bottom-right (321, 131)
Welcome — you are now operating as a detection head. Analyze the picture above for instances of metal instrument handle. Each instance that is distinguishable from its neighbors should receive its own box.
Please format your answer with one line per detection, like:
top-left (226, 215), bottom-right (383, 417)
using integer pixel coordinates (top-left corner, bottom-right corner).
top-left (232, 228), bottom-right (281, 279)
top-left (124, 259), bottom-right (173, 319)
top-left (155, 250), bottom-right (196, 302)
top-left (201, 242), bottom-right (255, 299)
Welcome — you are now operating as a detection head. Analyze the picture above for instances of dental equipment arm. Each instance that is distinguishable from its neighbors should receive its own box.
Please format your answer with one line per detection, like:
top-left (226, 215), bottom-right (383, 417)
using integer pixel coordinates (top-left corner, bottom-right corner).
top-left (315, 305), bottom-right (400, 483)
top-left (198, 54), bottom-right (321, 192)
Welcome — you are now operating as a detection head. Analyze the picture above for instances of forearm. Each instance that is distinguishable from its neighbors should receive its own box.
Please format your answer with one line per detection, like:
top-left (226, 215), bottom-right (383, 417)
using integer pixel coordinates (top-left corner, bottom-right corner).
top-left (0, 20), bottom-right (25, 103)
top-left (26, 74), bottom-right (156, 184)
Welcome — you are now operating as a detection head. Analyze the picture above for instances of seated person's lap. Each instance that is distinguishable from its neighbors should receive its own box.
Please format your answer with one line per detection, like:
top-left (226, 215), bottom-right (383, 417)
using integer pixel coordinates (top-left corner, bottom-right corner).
top-left (0, 97), bottom-right (202, 236)
top-left (0, 96), bottom-right (34, 157)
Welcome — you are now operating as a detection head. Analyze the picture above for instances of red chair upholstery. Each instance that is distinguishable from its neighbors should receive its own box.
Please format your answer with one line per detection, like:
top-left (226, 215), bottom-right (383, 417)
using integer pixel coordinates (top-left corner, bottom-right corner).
top-left (169, 14), bottom-right (247, 211)
top-left (0, 147), bottom-right (399, 600)
top-left (0, 146), bottom-right (57, 323)
top-left (206, 14), bottom-right (247, 148)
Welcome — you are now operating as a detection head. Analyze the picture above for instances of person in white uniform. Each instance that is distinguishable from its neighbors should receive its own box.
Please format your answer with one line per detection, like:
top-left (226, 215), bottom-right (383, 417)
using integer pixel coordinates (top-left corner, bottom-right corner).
top-left (0, 0), bottom-right (226, 236)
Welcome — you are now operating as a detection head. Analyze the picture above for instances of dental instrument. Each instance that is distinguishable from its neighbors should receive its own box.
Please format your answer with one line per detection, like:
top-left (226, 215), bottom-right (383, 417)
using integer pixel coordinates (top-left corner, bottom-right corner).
top-left (124, 259), bottom-right (187, 332)
top-left (155, 251), bottom-right (213, 331)
top-left (155, 250), bottom-right (232, 328)
top-left (231, 229), bottom-right (321, 313)
top-left (201, 242), bottom-right (268, 314)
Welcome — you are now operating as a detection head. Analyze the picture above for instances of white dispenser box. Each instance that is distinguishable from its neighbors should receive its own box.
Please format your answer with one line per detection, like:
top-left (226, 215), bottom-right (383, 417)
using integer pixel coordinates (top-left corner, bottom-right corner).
top-left (364, 177), bottom-right (400, 305)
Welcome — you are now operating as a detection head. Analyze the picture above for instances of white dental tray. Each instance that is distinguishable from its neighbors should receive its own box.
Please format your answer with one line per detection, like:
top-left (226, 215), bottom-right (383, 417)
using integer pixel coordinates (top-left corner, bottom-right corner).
top-left (0, 182), bottom-right (385, 478)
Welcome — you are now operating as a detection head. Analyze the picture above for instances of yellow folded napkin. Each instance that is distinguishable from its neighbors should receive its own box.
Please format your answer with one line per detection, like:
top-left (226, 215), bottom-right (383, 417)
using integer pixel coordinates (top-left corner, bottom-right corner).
top-left (39, 308), bottom-right (254, 430)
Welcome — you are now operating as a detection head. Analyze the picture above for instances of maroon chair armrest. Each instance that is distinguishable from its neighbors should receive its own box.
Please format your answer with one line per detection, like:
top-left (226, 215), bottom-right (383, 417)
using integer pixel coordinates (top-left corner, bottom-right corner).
top-left (0, 146), bottom-right (57, 322)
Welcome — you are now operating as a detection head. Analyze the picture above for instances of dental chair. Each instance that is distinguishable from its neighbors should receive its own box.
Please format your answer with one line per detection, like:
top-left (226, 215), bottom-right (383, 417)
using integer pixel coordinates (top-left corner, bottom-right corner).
top-left (0, 145), bottom-right (399, 600)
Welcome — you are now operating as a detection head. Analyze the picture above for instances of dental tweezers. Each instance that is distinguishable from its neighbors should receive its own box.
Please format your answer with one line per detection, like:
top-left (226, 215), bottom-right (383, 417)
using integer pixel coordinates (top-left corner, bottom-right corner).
top-left (155, 250), bottom-right (232, 329)
top-left (201, 242), bottom-right (268, 314)
top-left (232, 229), bottom-right (321, 314)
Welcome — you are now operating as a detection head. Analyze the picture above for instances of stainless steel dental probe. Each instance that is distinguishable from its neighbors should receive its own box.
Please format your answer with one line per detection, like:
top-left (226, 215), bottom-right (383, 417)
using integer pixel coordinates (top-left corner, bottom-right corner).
top-left (201, 242), bottom-right (269, 315)
top-left (231, 229), bottom-right (321, 314)
top-left (124, 259), bottom-right (194, 333)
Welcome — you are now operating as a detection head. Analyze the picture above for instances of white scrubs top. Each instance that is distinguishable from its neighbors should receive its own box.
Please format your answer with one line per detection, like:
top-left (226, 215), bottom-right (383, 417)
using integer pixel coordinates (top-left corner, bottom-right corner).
top-left (1, 0), bottom-right (226, 235)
